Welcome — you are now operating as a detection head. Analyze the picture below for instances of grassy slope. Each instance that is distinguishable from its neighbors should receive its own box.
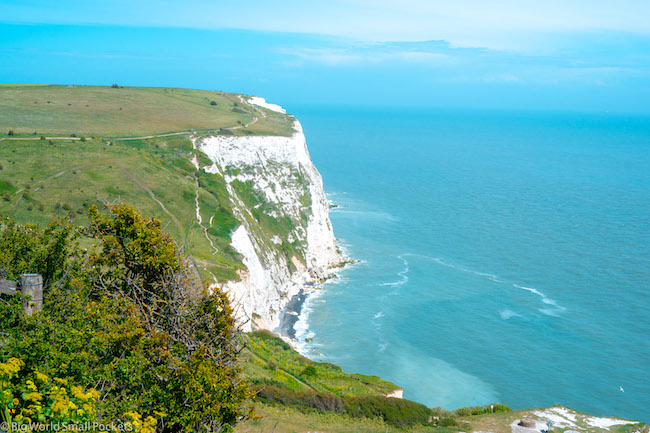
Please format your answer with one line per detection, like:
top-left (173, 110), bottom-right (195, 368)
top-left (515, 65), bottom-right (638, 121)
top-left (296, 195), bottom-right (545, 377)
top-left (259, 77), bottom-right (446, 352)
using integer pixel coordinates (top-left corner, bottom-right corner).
top-left (0, 85), bottom-right (295, 137)
top-left (0, 85), bottom-right (295, 281)
top-left (243, 331), bottom-right (399, 397)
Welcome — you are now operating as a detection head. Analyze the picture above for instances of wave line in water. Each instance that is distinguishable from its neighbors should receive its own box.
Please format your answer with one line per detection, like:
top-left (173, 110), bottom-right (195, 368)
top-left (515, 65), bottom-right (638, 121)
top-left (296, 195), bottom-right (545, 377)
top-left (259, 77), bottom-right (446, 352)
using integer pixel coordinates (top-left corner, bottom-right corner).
top-left (402, 253), bottom-right (568, 317)
top-left (405, 253), bottom-right (502, 283)
top-left (514, 284), bottom-right (567, 316)
top-left (379, 254), bottom-right (410, 289)
top-left (500, 309), bottom-right (524, 320)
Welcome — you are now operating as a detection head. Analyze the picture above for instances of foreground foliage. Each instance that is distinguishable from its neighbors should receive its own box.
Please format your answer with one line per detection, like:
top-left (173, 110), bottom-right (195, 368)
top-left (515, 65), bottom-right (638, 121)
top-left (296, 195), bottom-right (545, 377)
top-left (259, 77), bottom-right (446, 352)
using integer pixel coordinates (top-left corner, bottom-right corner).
top-left (0, 357), bottom-right (99, 426)
top-left (0, 205), bottom-right (248, 432)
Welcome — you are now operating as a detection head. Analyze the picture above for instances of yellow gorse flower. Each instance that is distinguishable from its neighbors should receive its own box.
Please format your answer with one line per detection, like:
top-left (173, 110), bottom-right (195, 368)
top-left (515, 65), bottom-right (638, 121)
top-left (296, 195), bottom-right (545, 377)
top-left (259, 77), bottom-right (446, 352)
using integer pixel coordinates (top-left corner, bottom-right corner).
top-left (25, 391), bottom-right (43, 402)
top-left (124, 412), bottom-right (158, 433)
top-left (26, 379), bottom-right (38, 391)
top-left (34, 371), bottom-right (49, 383)
top-left (1, 358), bottom-right (100, 425)
top-left (0, 357), bottom-right (24, 379)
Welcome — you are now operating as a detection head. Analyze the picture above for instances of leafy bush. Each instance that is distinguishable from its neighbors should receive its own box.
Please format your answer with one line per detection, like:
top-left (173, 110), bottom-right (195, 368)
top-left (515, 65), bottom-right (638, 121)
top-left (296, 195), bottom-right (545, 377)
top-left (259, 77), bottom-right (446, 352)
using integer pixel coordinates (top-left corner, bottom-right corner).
top-left (0, 205), bottom-right (250, 431)
top-left (344, 396), bottom-right (433, 428)
top-left (0, 217), bottom-right (77, 287)
top-left (453, 403), bottom-right (511, 417)
top-left (0, 358), bottom-right (102, 426)
top-left (253, 386), bottom-right (434, 428)
top-left (254, 386), bottom-right (345, 413)
top-left (249, 330), bottom-right (291, 351)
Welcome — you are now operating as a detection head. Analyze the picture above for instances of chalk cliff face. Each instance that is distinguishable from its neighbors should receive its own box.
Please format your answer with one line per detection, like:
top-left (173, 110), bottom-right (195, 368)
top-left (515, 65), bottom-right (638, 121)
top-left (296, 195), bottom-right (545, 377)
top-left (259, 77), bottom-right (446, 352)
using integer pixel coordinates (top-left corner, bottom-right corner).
top-left (198, 107), bottom-right (342, 332)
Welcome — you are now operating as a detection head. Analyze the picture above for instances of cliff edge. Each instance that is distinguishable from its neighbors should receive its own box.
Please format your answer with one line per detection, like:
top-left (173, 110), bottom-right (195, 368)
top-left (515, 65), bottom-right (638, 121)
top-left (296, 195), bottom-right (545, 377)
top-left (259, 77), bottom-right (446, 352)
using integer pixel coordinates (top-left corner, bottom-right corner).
top-left (198, 97), bottom-right (343, 332)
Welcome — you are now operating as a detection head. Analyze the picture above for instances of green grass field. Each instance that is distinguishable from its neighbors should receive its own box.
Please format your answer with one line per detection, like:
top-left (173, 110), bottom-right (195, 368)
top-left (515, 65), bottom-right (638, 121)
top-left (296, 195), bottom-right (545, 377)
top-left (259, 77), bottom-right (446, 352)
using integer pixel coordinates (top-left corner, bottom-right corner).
top-left (0, 84), bottom-right (295, 137)
top-left (0, 134), bottom-right (244, 281)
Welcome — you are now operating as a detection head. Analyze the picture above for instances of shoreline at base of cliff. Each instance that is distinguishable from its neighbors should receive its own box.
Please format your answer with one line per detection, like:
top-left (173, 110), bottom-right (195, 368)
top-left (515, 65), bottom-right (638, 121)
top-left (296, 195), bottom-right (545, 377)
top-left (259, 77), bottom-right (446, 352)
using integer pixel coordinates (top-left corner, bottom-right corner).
top-left (277, 288), bottom-right (312, 340)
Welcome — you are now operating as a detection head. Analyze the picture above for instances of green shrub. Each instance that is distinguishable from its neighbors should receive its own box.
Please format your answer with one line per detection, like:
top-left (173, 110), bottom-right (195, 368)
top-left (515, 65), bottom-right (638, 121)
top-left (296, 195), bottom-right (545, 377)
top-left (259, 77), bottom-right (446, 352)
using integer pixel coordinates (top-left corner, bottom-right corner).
top-left (453, 403), bottom-right (511, 417)
top-left (0, 206), bottom-right (250, 431)
top-left (344, 396), bottom-right (433, 428)
top-left (301, 365), bottom-right (317, 377)
top-left (440, 417), bottom-right (459, 427)
top-left (253, 385), bottom-right (434, 428)
top-left (254, 386), bottom-right (345, 413)
top-left (249, 330), bottom-right (292, 351)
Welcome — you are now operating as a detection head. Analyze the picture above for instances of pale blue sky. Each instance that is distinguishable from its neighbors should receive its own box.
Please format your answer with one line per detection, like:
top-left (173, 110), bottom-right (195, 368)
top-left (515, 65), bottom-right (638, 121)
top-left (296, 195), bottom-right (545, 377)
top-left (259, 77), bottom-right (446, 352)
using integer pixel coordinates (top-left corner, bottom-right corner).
top-left (2, 1), bottom-right (649, 112)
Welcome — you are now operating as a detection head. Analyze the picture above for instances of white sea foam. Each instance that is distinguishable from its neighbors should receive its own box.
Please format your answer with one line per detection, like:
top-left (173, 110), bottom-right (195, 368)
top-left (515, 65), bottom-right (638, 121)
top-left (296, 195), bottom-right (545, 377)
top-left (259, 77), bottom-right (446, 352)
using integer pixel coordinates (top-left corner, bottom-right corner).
top-left (408, 254), bottom-right (502, 283)
top-left (403, 253), bottom-right (568, 318)
top-left (514, 284), bottom-right (566, 316)
top-left (499, 309), bottom-right (522, 320)
top-left (293, 290), bottom-right (324, 355)
top-left (380, 255), bottom-right (410, 289)
top-left (373, 311), bottom-right (384, 319)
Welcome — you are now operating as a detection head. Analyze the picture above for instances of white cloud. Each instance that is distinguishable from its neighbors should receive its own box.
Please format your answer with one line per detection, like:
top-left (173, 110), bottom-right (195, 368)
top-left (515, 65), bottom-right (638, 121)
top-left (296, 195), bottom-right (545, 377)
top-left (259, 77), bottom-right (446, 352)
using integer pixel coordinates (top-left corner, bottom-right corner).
top-left (3, 0), bottom-right (650, 51)
top-left (275, 48), bottom-right (363, 66)
top-left (276, 45), bottom-right (452, 66)
top-left (484, 73), bottom-right (522, 83)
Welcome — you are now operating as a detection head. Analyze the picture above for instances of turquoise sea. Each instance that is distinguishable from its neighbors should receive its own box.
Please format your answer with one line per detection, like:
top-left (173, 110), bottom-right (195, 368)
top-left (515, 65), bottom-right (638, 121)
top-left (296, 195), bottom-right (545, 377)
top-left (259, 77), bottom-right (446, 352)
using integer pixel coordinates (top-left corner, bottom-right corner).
top-left (290, 107), bottom-right (649, 421)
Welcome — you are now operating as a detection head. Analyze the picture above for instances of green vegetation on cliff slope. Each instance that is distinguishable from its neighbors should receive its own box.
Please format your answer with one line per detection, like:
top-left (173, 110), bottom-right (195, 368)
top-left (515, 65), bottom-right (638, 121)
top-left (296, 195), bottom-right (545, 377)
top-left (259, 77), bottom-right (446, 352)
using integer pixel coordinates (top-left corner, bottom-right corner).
top-left (0, 85), bottom-right (297, 282)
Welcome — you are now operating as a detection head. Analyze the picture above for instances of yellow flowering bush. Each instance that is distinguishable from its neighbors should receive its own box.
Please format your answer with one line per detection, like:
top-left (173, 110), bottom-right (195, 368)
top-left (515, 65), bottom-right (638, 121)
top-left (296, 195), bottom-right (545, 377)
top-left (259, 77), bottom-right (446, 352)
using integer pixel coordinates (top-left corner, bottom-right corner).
top-left (124, 412), bottom-right (158, 433)
top-left (1, 208), bottom-right (248, 431)
top-left (0, 358), bottom-right (99, 429)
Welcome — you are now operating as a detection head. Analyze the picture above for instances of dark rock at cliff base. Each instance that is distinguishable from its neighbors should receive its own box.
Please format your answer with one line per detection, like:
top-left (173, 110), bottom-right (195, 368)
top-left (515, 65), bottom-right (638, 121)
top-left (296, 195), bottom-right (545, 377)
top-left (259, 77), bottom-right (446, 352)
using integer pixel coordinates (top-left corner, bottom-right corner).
top-left (278, 289), bottom-right (309, 339)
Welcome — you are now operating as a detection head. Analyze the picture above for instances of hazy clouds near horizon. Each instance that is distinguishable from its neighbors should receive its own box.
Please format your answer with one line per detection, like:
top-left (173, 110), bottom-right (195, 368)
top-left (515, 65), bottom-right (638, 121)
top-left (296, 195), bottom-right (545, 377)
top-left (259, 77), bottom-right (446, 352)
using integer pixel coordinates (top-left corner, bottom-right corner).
top-left (1, 1), bottom-right (649, 113)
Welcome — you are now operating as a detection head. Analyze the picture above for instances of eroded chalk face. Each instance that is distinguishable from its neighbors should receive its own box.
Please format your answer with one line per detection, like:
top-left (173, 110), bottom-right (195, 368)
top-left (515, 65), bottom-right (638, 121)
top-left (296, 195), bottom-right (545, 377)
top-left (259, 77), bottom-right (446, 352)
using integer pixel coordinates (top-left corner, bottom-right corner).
top-left (198, 116), bottom-right (343, 333)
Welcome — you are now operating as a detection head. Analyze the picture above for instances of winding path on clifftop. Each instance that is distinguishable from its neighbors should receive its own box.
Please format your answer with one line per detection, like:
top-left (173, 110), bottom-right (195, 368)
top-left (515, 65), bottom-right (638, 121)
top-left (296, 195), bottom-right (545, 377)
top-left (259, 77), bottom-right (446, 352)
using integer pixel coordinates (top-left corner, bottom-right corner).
top-left (119, 167), bottom-right (184, 235)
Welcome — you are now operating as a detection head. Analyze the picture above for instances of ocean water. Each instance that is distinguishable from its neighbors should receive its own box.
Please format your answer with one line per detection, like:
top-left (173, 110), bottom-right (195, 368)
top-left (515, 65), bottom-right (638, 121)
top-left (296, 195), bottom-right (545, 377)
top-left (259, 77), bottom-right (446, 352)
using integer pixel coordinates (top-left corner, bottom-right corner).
top-left (290, 107), bottom-right (650, 421)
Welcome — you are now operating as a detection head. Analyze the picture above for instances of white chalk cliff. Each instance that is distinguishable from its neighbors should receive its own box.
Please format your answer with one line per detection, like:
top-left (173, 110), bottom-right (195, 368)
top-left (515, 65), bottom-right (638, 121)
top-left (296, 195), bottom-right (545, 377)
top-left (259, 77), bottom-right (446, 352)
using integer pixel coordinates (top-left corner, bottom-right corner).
top-left (198, 100), bottom-right (342, 332)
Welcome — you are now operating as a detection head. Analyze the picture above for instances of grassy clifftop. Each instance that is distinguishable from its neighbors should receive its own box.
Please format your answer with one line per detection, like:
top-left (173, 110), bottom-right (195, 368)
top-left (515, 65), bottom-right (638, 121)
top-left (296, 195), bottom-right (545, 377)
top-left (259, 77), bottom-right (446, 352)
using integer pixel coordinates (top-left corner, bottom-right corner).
top-left (0, 85), bottom-right (296, 282)
top-left (0, 84), bottom-right (295, 137)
